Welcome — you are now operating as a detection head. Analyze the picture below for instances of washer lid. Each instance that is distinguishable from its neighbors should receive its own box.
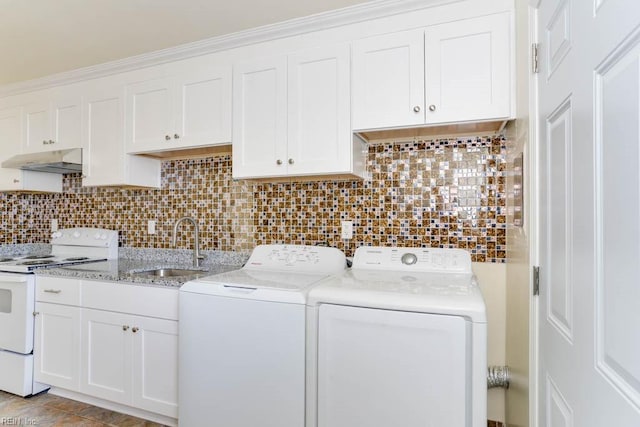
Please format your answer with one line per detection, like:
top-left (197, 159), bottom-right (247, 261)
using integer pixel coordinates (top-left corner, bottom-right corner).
top-left (307, 269), bottom-right (486, 323)
top-left (180, 269), bottom-right (331, 304)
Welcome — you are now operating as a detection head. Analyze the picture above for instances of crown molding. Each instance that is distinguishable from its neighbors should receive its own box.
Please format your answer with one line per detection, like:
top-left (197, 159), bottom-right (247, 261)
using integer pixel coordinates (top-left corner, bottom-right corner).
top-left (0, 0), bottom-right (459, 97)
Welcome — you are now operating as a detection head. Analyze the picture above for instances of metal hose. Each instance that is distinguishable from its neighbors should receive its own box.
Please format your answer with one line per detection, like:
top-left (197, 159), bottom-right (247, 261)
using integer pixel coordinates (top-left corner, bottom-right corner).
top-left (487, 366), bottom-right (510, 389)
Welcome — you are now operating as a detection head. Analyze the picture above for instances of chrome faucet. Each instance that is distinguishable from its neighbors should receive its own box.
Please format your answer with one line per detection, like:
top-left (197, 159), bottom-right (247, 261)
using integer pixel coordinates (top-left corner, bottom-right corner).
top-left (172, 217), bottom-right (205, 267)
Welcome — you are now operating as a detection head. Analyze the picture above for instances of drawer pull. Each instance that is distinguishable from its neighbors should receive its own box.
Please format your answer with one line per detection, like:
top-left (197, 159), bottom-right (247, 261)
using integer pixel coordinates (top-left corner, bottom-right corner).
top-left (123, 325), bottom-right (130, 331)
top-left (132, 327), bottom-right (139, 333)
top-left (44, 289), bottom-right (62, 294)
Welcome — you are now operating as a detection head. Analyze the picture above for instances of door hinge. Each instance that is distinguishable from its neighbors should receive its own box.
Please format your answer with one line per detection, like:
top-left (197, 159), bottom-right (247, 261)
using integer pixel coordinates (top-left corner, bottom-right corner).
top-left (533, 266), bottom-right (540, 296)
top-left (532, 43), bottom-right (540, 74)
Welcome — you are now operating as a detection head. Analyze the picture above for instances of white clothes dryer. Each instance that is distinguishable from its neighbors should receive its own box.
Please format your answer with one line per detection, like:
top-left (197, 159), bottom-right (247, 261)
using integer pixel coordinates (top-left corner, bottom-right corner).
top-left (306, 246), bottom-right (487, 427)
top-left (178, 244), bottom-right (346, 427)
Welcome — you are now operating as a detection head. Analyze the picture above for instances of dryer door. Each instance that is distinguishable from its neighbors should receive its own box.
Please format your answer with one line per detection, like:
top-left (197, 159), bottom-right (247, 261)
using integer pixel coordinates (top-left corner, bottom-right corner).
top-left (317, 304), bottom-right (470, 427)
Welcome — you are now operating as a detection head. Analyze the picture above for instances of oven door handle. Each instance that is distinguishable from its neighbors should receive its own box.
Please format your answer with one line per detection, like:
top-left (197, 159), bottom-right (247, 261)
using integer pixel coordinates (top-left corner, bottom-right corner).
top-left (43, 289), bottom-right (62, 294)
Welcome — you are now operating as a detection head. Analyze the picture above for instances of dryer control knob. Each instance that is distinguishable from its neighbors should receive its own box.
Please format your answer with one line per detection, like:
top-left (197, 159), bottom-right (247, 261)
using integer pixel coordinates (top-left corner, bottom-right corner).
top-left (401, 253), bottom-right (418, 265)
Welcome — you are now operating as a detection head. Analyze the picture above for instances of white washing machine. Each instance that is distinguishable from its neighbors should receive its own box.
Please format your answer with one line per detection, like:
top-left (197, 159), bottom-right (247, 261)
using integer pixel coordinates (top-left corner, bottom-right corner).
top-left (306, 246), bottom-right (487, 427)
top-left (178, 244), bottom-right (346, 427)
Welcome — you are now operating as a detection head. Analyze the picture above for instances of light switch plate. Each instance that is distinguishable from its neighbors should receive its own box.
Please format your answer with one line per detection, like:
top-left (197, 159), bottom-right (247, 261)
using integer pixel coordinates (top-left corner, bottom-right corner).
top-left (341, 220), bottom-right (353, 239)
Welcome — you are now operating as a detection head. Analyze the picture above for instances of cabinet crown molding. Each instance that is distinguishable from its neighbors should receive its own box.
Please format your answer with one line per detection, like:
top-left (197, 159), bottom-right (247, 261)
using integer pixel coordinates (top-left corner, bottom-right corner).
top-left (0, 0), bottom-right (460, 97)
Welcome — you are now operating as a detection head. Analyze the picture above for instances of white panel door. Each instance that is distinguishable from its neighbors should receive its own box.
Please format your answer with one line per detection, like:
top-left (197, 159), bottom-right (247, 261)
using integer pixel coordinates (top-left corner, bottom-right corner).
top-left (288, 45), bottom-right (351, 176)
top-left (131, 315), bottom-right (178, 418)
top-left (537, 0), bottom-right (640, 425)
top-left (317, 304), bottom-right (469, 427)
top-left (351, 29), bottom-right (425, 130)
top-left (83, 86), bottom-right (125, 187)
top-left (175, 67), bottom-right (232, 148)
top-left (232, 56), bottom-right (288, 178)
top-left (81, 308), bottom-right (132, 405)
top-left (125, 78), bottom-right (174, 153)
top-left (34, 302), bottom-right (81, 390)
top-left (424, 12), bottom-right (511, 124)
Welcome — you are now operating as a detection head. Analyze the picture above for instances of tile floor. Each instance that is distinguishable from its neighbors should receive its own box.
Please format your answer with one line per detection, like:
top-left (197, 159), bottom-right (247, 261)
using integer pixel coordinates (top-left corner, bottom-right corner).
top-left (0, 391), bottom-right (167, 426)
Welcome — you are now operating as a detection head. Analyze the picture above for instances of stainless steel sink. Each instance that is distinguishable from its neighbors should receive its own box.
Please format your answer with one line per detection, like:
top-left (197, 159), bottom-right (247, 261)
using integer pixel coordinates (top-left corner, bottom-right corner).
top-left (132, 268), bottom-right (206, 278)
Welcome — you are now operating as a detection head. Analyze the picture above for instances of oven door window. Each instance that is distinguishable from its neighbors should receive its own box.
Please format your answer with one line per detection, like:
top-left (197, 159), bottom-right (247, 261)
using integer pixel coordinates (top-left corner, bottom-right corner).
top-left (0, 289), bottom-right (11, 313)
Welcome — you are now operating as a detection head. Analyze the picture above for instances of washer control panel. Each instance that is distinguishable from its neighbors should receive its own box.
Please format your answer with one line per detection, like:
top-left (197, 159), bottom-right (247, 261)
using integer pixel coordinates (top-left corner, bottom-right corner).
top-left (245, 244), bottom-right (346, 275)
top-left (352, 246), bottom-right (472, 274)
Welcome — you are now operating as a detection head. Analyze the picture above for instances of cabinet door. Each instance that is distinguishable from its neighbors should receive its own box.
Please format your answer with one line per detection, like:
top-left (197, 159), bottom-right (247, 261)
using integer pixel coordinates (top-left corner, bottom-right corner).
top-left (125, 78), bottom-right (174, 153)
top-left (50, 90), bottom-right (82, 150)
top-left (34, 302), bottom-right (81, 390)
top-left (232, 57), bottom-right (288, 178)
top-left (424, 12), bottom-right (511, 123)
top-left (0, 106), bottom-right (24, 191)
top-left (175, 67), bottom-right (232, 148)
top-left (81, 308), bottom-right (132, 405)
top-left (83, 86), bottom-right (125, 187)
top-left (131, 316), bottom-right (178, 418)
top-left (288, 45), bottom-right (351, 175)
top-left (23, 100), bottom-right (51, 153)
top-left (351, 30), bottom-right (425, 130)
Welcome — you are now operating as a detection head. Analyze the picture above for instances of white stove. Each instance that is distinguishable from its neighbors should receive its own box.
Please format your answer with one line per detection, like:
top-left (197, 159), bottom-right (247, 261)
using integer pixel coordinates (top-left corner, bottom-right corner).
top-left (0, 227), bottom-right (118, 397)
top-left (0, 228), bottom-right (118, 274)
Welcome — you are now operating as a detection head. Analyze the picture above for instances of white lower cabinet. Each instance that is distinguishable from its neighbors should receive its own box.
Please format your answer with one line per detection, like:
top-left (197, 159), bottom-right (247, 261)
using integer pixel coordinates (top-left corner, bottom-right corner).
top-left (33, 277), bottom-right (178, 421)
top-left (82, 308), bottom-right (179, 418)
top-left (34, 302), bottom-right (81, 390)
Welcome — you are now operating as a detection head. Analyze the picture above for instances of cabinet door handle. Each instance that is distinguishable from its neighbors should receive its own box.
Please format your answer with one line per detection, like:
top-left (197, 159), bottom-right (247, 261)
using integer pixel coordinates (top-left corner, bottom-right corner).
top-left (288, 158), bottom-right (294, 165)
top-left (413, 105), bottom-right (421, 113)
top-left (44, 289), bottom-right (62, 294)
top-left (123, 325), bottom-right (130, 331)
top-left (13, 179), bottom-right (20, 183)
top-left (49, 140), bottom-right (55, 144)
top-left (276, 159), bottom-right (283, 165)
top-left (165, 135), bottom-right (171, 141)
top-left (42, 140), bottom-right (48, 145)
top-left (174, 134), bottom-right (180, 139)
top-left (428, 104), bottom-right (437, 112)
top-left (132, 327), bottom-right (139, 333)
top-left (33, 311), bottom-right (39, 316)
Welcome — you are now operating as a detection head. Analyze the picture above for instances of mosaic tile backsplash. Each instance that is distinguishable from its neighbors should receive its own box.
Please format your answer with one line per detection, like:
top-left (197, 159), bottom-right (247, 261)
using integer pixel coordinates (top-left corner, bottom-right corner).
top-left (0, 136), bottom-right (507, 262)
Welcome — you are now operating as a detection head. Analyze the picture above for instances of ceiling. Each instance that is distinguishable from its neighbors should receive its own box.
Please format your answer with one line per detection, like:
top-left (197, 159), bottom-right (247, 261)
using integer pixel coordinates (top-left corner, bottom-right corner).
top-left (0, 0), bottom-right (373, 86)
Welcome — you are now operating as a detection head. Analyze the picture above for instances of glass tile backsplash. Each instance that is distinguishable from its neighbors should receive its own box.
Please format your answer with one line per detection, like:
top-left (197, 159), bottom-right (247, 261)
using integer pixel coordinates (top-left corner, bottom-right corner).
top-left (0, 136), bottom-right (506, 262)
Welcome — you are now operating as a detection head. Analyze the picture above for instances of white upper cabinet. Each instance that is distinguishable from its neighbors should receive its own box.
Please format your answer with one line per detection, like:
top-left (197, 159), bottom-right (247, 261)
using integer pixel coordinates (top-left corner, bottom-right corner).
top-left (23, 86), bottom-right (82, 153)
top-left (352, 12), bottom-right (512, 131)
top-left (0, 105), bottom-right (61, 192)
top-left (233, 56), bottom-right (288, 178)
top-left (233, 45), bottom-right (364, 179)
top-left (125, 63), bottom-right (232, 154)
top-left (424, 12), bottom-right (511, 123)
top-left (287, 45), bottom-right (352, 176)
top-left (83, 82), bottom-right (160, 188)
top-left (352, 30), bottom-right (425, 130)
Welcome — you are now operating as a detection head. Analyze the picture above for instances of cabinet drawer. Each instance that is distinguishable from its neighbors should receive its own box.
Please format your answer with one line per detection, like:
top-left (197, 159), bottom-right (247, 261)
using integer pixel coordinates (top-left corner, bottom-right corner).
top-left (36, 277), bottom-right (81, 305)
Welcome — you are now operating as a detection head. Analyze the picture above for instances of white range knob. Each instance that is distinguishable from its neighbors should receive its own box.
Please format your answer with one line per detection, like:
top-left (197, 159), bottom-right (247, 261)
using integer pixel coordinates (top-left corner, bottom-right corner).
top-left (94, 233), bottom-right (101, 239)
top-left (73, 231), bottom-right (81, 238)
top-left (100, 234), bottom-right (108, 240)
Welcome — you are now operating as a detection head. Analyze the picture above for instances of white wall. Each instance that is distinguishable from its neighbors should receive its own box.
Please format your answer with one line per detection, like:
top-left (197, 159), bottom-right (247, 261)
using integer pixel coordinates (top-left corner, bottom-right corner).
top-left (473, 262), bottom-right (507, 422)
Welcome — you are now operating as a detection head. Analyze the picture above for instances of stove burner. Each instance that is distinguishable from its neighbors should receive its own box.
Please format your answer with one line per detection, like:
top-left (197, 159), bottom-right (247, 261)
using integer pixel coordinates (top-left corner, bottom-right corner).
top-left (22, 254), bottom-right (55, 260)
top-left (19, 260), bottom-right (56, 266)
top-left (63, 257), bottom-right (90, 261)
